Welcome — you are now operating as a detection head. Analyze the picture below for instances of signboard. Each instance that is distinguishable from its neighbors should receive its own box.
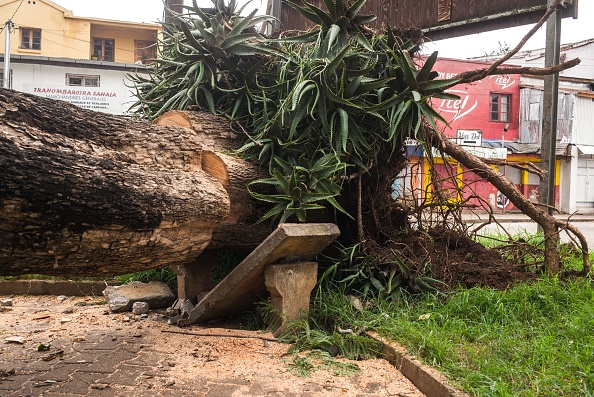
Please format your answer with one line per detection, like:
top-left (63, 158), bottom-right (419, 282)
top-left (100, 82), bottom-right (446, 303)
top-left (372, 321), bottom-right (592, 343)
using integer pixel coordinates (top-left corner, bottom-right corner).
top-left (457, 130), bottom-right (482, 147)
top-left (431, 58), bottom-right (521, 142)
top-left (432, 144), bottom-right (507, 160)
top-left (281, 0), bottom-right (578, 41)
top-left (23, 84), bottom-right (128, 115)
top-left (465, 147), bottom-right (507, 160)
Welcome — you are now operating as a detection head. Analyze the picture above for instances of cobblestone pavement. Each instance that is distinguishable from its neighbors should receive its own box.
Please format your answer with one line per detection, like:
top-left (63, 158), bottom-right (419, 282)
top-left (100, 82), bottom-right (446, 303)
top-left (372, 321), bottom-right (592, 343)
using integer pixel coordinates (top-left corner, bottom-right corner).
top-left (0, 295), bottom-right (425, 397)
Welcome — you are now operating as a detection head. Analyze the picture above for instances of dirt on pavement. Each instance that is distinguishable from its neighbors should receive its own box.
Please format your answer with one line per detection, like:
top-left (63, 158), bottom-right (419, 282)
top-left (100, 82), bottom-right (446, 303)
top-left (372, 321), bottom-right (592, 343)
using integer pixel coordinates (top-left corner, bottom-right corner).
top-left (0, 295), bottom-right (425, 397)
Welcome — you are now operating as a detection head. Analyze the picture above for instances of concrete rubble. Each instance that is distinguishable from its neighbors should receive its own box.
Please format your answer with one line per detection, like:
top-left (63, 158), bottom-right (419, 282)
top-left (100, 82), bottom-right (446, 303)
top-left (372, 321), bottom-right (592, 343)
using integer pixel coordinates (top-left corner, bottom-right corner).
top-left (103, 281), bottom-right (175, 313)
top-left (132, 301), bottom-right (150, 315)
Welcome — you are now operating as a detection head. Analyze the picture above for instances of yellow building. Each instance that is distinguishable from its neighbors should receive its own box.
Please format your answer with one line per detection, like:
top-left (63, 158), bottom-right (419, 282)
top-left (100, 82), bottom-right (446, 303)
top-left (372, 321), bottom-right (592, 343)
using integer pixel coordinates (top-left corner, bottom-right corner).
top-left (0, 0), bottom-right (159, 64)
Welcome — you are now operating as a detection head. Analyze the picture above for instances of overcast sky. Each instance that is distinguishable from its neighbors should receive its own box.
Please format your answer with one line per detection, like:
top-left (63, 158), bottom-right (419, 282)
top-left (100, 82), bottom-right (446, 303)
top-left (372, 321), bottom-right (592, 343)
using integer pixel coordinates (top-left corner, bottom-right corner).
top-left (56, 0), bottom-right (594, 59)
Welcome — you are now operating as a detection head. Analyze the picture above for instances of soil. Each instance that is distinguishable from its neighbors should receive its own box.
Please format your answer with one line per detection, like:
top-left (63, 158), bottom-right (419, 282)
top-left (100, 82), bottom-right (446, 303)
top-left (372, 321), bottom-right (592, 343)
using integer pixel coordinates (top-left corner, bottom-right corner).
top-left (427, 228), bottom-right (539, 289)
top-left (0, 295), bottom-right (425, 397)
top-left (382, 227), bottom-right (539, 291)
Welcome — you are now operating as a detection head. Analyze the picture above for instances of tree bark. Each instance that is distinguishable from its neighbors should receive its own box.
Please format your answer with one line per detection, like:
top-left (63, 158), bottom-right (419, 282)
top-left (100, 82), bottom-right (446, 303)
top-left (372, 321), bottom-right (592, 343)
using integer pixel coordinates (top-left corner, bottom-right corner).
top-left (0, 90), bottom-right (269, 276)
top-left (426, 128), bottom-right (589, 274)
top-left (153, 110), bottom-right (243, 152)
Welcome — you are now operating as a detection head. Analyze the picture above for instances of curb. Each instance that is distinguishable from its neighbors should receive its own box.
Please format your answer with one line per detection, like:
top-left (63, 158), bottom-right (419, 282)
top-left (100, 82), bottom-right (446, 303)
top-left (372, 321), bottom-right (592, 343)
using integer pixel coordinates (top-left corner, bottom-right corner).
top-left (0, 280), bottom-right (116, 296)
top-left (368, 332), bottom-right (470, 397)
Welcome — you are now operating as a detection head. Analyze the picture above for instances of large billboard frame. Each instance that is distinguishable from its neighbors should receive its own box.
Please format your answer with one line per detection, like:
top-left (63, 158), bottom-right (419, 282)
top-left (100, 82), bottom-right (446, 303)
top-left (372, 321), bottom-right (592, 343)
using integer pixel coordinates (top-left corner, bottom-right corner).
top-left (278, 0), bottom-right (578, 41)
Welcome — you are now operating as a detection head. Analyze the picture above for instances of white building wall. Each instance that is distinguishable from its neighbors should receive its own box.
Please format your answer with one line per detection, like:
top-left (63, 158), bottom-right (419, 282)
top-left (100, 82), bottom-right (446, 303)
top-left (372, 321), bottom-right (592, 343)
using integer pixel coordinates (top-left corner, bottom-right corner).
top-left (8, 61), bottom-right (146, 115)
top-left (518, 43), bottom-right (594, 80)
top-left (560, 145), bottom-right (578, 214)
top-left (571, 95), bottom-right (594, 212)
top-left (573, 96), bottom-right (594, 146)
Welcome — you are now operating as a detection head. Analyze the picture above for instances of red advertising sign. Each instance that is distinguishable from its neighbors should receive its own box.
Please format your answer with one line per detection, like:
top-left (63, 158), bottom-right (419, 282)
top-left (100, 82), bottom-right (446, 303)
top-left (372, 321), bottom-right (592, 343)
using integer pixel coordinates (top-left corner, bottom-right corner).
top-left (431, 58), bottom-right (521, 142)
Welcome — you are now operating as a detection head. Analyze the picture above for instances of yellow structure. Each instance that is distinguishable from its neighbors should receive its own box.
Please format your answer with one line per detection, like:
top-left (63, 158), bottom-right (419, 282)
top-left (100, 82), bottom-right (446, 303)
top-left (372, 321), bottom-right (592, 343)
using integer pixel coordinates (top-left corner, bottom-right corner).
top-left (0, 0), bottom-right (159, 64)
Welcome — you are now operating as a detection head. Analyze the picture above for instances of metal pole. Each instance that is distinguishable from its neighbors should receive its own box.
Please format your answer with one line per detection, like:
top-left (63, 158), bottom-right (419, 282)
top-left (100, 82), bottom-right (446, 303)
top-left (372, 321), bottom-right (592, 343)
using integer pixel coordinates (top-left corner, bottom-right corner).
top-left (164, 0), bottom-right (184, 26)
top-left (3, 20), bottom-right (12, 89)
top-left (539, 0), bottom-right (562, 215)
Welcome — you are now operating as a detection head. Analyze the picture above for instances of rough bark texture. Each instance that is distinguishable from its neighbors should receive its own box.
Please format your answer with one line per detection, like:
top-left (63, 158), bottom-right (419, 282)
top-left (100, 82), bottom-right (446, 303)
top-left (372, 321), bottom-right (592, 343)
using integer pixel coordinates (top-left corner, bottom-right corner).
top-left (426, 128), bottom-right (589, 274)
top-left (153, 110), bottom-right (243, 152)
top-left (0, 90), bottom-right (268, 276)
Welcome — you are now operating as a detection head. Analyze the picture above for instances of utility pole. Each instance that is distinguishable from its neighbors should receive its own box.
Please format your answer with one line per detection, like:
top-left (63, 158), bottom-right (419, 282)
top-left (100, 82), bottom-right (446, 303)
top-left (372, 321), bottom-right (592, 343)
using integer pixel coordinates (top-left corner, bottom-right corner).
top-left (164, 0), bottom-right (184, 26)
top-left (539, 0), bottom-right (562, 215)
top-left (3, 20), bottom-right (12, 89)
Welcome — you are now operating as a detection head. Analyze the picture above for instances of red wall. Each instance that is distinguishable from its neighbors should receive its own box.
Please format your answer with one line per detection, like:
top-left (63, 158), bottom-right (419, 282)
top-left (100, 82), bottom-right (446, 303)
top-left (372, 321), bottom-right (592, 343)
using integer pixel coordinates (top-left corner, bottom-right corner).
top-left (430, 58), bottom-right (521, 142)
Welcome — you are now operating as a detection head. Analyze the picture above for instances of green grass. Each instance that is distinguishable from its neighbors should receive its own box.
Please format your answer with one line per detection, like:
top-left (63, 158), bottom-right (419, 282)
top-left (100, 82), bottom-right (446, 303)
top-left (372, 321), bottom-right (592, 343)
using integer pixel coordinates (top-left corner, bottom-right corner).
top-left (311, 277), bottom-right (594, 397)
top-left (474, 229), bottom-right (590, 273)
top-left (114, 268), bottom-right (178, 292)
top-left (213, 249), bottom-right (248, 284)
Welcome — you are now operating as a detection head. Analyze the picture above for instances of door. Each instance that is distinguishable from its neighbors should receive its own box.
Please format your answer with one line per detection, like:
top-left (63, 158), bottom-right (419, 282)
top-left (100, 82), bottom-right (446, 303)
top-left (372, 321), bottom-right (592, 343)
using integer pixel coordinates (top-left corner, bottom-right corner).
top-left (577, 159), bottom-right (594, 207)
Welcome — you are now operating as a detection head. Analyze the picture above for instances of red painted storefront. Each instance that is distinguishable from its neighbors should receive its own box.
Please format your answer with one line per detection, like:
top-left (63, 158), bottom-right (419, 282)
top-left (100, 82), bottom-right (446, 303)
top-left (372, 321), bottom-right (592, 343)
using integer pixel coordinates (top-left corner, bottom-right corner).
top-left (406, 58), bottom-right (553, 211)
top-left (431, 58), bottom-right (521, 142)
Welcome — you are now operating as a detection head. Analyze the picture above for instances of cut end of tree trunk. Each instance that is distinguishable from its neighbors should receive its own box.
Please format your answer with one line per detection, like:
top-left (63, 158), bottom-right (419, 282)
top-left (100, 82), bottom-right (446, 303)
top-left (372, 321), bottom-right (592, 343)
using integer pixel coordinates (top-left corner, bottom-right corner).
top-left (153, 110), bottom-right (194, 129)
top-left (202, 151), bottom-right (230, 188)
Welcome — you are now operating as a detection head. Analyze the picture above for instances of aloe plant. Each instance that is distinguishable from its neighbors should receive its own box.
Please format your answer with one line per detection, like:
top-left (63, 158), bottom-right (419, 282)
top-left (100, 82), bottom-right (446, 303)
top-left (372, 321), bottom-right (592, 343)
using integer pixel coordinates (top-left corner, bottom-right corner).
top-left (129, 0), bottom-right (458, 224)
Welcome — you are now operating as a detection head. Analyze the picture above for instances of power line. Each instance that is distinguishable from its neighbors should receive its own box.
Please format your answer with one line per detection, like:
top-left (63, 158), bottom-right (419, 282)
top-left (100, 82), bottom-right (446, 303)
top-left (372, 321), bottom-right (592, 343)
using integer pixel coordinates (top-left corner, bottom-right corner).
top-left (9, 0), bottom-right (25, 22)
top-left (10, 24), bottom-right (151, 56)
top-left (41, 35), bottom-right (151, 63)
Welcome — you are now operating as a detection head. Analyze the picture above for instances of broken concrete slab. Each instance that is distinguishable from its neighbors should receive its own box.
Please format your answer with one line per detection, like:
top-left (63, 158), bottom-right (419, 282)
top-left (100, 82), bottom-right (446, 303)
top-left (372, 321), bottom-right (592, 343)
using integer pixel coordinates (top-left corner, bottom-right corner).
top-left (180, 223), bottom-right (339, 325)
top-left (1, 299), bottom-right (13, 307)
top-left (265, 262), bottom-right (318, 337)
top-left (103, 282), bottom-right (175, 313)
top-left (174, 250), bottom-right (218, 303)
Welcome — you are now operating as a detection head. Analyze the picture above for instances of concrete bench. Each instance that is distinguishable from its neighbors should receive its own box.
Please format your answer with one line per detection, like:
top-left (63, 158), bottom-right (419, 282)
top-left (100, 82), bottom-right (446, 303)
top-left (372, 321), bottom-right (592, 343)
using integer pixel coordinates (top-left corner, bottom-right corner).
top-left (174, 223), bottom-right (340, 330)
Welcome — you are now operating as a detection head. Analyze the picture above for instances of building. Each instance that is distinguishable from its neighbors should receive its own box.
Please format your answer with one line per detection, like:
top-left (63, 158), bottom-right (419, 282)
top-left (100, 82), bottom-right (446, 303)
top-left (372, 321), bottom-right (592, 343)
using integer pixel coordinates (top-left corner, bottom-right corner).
top-left (474, 39), bottom-right (594, 213)
top-left (473, 38), bottom-right (594, 81)
top-left (400, 56), bottom-right (594, 213)
top-left (401, 58), bottom-right (539, 212)
top-left (518, 76), bottom-right (594, 213)
top-left (0, 0), bottom-right (160, 114)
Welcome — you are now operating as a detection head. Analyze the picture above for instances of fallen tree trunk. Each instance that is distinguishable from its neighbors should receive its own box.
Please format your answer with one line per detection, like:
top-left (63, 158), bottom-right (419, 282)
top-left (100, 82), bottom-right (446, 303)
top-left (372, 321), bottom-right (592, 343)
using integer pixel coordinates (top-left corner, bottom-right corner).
top-left (0, 90), bottom-right (270, 276)
top-left (153, 110), bottom-right (243, 152)
top-left (426, 128), bottom-right (590, 275)
top-left (154, 112), bottom-right (275, 249)
top-left (200, 150), bottom-right (273, 249)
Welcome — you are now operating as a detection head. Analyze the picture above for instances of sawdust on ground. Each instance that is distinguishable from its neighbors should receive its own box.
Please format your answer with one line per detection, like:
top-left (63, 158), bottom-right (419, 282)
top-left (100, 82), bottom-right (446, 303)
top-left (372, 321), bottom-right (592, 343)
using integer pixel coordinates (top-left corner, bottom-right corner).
top-left (0, 295), bottom-right (425, 396)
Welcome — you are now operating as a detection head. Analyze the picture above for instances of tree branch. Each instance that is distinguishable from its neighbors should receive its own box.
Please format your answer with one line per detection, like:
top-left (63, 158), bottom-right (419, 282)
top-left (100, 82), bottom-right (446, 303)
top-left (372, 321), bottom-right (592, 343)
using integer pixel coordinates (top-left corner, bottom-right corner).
top-left (482, 160), bottom-right (546, 180)
top-left (447, 0), bottom-right (572, 86)
top-left (454, 58), bottom-right (581, 86)
top-left (482, 0), bottom-right (565, 76)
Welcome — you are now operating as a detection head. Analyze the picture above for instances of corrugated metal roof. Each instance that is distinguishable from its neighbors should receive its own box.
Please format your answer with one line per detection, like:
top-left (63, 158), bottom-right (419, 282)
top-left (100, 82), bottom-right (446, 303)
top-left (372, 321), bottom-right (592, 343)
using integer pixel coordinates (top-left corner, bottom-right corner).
top-left (483, 139), bottom-right (569, 156)
top-left (405, 140), bottom-right (570, 157)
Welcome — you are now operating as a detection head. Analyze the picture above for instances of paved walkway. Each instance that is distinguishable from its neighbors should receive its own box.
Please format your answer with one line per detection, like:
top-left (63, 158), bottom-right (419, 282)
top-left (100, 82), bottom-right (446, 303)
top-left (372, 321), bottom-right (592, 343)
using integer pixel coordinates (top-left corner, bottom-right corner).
top-left (0, 295), bottom-right (424, 397)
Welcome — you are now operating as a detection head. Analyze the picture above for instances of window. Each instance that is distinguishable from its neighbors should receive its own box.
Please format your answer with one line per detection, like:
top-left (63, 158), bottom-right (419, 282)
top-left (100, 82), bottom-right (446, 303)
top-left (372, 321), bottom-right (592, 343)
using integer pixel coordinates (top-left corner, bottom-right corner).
top-left (0, 69), bottom-right (12, 89)
top-left (21, 28), bottom-right (41, 50)
top-left (92, 38), bottom-right (114, 62)
top-left (490, 93), bottom-right (511, 122)
top-left (134, 40), bottom-right (157, 64)
top-left (66, 74), bottom-right (100, 87)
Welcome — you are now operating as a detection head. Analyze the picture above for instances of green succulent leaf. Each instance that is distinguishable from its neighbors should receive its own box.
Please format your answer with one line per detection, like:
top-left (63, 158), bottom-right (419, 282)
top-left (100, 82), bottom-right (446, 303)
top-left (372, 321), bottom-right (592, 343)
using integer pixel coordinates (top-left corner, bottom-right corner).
top-left (130, 0), bottom-right (455, 225)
